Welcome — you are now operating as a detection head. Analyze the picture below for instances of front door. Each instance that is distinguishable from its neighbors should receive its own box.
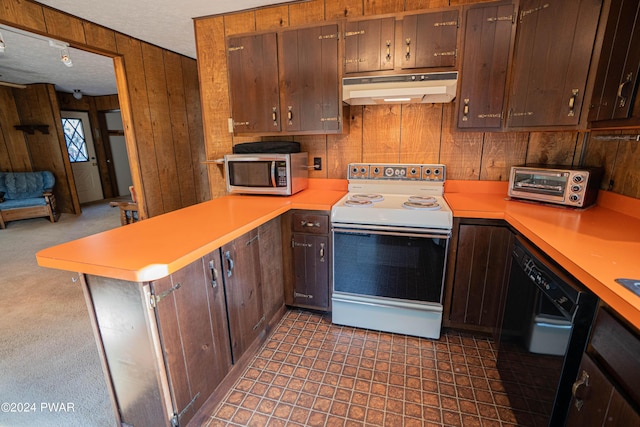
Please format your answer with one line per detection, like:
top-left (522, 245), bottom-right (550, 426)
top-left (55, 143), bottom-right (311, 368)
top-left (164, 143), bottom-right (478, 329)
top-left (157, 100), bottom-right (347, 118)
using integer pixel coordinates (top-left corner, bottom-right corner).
top-left (61, 111), bottom-right (104, 203)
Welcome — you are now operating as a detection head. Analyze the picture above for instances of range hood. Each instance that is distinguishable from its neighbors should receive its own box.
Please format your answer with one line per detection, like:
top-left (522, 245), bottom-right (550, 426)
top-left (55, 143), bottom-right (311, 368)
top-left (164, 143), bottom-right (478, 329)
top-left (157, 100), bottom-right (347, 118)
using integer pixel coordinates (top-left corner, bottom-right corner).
top-left (342, 71), bottom-right (458, 105)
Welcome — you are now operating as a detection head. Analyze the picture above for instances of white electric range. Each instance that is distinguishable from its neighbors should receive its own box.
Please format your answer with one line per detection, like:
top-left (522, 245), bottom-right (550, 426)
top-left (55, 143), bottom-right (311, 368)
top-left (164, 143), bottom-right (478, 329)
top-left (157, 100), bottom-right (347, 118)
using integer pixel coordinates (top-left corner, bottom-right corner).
top-left (331, 163), bottom-right (452, 339)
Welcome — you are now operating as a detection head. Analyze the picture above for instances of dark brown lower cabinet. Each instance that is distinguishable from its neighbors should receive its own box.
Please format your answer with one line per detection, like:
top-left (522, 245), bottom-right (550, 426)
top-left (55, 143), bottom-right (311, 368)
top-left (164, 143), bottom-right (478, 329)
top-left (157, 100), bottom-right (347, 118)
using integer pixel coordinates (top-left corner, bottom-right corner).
top-left (221, 228), bottom-right (264, 363)
top-left (283, 210), bottom-right (331, 311)
top-left (82, 223), bottom-right (286, 427)
top-left (445, 219), bottom-right (513, 334)
top-left (152, 253), bottom-right (232, 426)
top-left (566, 308), bottom-right (640, 426)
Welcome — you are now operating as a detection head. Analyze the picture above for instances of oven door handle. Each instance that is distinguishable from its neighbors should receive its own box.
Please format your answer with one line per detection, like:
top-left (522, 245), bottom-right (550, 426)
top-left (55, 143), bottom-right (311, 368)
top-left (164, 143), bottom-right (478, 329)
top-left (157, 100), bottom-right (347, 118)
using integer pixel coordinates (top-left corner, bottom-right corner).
top-left (332, 226), bottom-right (450, 240)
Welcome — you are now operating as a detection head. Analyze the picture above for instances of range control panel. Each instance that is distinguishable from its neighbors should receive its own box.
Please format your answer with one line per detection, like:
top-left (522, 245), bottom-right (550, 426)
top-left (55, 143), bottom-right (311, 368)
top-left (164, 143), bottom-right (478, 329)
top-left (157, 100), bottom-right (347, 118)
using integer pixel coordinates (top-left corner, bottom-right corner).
top-left (348, 163), bottom-right (446, 182)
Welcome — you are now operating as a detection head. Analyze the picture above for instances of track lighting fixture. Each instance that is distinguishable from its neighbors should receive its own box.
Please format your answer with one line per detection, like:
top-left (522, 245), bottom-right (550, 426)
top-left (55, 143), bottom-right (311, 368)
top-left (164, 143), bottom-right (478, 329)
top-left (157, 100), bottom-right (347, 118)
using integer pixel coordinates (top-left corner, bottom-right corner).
top-left (73, 89), bottom-right (82, 100)
top-left (60, 47), bottom-right (73, 67)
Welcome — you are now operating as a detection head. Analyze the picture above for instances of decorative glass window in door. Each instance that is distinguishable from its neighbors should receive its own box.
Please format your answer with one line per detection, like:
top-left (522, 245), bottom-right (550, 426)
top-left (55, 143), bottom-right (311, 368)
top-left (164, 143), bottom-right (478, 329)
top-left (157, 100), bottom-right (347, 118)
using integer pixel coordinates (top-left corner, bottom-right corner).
top-left (62, 118), bottom-right (89, 162)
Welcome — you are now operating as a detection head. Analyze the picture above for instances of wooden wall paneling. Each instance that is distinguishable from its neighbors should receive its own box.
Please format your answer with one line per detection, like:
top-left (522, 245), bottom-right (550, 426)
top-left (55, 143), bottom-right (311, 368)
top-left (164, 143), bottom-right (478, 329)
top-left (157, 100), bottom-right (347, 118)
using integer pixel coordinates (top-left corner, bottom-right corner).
top-left (451, 0), bottom-right (497, 5)
top-left (181, 57), bottom-right (210, 203)
top-left (525, 131), bottom-right (579, 165)
top-left (479, 132), bottom-right (529, 181)
top-left (0, 87), bottom-right (30, 171)
top-left (115, 35), bottom-right (157, 218)
top-left (0, 0), bottom-right (46, 32)
top-left (405, 0), bottom-right (450, 11)
top-left (325, 0), bottom-right (364, 20)
top-left (610, 138), bottom-right (640, 198)
top-left (194, 17), bottom-right (234, 199)
top-left (362, 105), bottom-right (401, 162)
top-left (141, 43), bottom-right (182, 214)
top-left (297, 135), bottom-right (328, 179)
top-left (399, 103), bottom-right (443, 164)
top-left (289, 0), bottom-right (325, 25)
top-left (42, 7), bottom-right (86, 44)
top-left (82, 22), bottom-right (117, 54)
top-left (583, 132), bottom-right (622, 190)
top-left (163, 51), bottom-right (197, 208)
top-left (223, 11), bottom-right (256, 36)
top-left (94, 95), bottom-right (120, 112)
top-left (327, 106), bottom-right (363, 179)
top-left (255, 5), bottom-right (289, 31)
top-left (439, 102), bottom-right (483, 179)
top-left (364, 0), bottom-right (405, 16)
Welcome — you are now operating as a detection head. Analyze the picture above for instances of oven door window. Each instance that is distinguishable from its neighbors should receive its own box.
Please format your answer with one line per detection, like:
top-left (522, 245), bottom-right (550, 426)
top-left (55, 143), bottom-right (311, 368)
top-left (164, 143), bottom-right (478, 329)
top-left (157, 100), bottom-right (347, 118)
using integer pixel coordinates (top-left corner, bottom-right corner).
top-left (513, 170), bottom-right (569, 197)
top-left (333, 231), bottom-right (448, 303)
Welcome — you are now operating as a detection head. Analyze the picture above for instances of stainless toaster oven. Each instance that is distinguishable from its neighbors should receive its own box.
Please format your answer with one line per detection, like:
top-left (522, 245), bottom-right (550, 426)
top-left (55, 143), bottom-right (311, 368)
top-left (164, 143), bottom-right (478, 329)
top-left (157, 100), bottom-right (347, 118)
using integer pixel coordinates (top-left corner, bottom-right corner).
top-left (508, 165), bottom-right (604, 208)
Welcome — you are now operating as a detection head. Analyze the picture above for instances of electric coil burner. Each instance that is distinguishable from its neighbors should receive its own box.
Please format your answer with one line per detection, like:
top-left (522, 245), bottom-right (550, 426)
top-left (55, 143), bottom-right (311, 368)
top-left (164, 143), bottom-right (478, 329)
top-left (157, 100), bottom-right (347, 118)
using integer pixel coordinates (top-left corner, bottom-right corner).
top-left (331, 163), bottom-right (452, 339)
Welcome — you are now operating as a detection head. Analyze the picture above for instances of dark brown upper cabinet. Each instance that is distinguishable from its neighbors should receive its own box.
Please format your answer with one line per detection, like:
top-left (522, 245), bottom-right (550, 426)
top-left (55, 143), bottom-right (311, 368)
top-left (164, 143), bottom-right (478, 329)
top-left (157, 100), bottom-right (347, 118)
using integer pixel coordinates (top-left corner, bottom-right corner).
top-left (344, 17), bottom-right (396, 74)
top-left (506, 0), bottom-right (602, 128)
top-left (226, 24), bottom-right (342, 136)
top-left (398, 10), bottom-right (460, 70)
top-left (227, 33), bottom-right (280, 134)
top-left (279, 24), bottom-right (341, 133)
top-left (343, 9), bottom-right (459, 76)
top-left (588, 0), bottom-right (640, 128)
top-left (458, 2), bottom-right (516, 129)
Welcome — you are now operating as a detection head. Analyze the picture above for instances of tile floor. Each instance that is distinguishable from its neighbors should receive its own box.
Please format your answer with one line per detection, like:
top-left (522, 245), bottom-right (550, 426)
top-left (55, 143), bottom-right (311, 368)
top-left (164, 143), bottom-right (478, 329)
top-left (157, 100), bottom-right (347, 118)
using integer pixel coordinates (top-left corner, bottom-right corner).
top-left (204, 310), bottom-right (556, 427)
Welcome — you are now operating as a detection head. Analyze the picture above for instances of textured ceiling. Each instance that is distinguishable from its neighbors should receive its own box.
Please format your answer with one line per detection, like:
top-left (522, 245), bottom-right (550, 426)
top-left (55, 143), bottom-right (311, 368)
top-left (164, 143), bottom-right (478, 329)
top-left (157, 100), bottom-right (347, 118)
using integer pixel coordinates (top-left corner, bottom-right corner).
top-left (0, 0), bottom-right (290, 96)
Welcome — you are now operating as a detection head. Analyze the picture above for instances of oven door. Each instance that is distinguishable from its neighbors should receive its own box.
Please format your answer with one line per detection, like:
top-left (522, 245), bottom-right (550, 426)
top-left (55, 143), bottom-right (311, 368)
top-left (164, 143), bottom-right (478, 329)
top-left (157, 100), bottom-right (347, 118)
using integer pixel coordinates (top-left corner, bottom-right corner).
top-left (331, 225), bottom-right (450, 339)
top-left (509, 167), bottom-right (570, 203)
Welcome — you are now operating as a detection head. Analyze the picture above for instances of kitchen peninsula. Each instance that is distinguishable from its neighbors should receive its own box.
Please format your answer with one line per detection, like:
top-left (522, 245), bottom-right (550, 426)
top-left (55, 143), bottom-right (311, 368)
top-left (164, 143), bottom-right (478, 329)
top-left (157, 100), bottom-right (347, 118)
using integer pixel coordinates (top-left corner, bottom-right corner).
top-left (36, 180), bottom-right (640, 426)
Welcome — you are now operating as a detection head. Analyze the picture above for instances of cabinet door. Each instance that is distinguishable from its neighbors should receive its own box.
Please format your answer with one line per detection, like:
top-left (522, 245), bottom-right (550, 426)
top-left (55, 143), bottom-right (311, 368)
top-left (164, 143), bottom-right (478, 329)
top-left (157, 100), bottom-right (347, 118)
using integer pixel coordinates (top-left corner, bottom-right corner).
top-left (458, 2), bottom-right (515, 129)
top-left (566, 354), bottom-right (614, 427)
top-left (227, 33), bottom-right (280, 133)
top-left (399, 10), bottom-right (459, 69)
top-left (588, 0), bottom-right (640, 122)
top-left (292, 233), bottom-right (330, 310)
top-left (449, 224), bottom-right (512, 332)
top-left (258, 217), bottom-right (285, 322)
top-left (344, 18), bottom-right (395, 73)
top-left (507, 0), bottom-right (602, 127)
top-left (221, 229), bottom-right (264, 362)
top-left (151, 254), bottom-right (231, 426)
top-left (279, 24), bottom-right (341, 132)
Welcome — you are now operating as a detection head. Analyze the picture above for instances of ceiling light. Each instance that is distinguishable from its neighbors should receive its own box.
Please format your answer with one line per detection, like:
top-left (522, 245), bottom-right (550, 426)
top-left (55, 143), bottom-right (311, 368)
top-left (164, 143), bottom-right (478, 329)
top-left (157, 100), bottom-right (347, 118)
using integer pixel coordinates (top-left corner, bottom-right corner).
top-left (73, 89), bottom-right (82, 100)
top-left (60, 48), bottom-right (72, 67)
top-left (0, 32), bottom-right (5, 53)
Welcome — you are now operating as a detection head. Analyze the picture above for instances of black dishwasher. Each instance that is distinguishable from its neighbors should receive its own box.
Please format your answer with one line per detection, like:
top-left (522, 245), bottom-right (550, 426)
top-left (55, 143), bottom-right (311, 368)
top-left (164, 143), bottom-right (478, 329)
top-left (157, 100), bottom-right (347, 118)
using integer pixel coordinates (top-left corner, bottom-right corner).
top-left (497, 235), bottom-right (598, 426)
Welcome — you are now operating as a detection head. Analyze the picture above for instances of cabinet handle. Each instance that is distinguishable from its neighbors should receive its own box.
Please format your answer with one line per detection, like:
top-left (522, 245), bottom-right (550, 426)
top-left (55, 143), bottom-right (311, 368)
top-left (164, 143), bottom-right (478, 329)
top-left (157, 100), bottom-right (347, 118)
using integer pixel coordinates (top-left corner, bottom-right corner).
top-left (617, 73), bottom-right (633, 108)
top-left (568, 89), bottom-right (579, 117)
top-left (405, 38), bottom-right (411, 61)
top-left (287, 106), bottom-right (293, 123)
top-left (320, 242), bottom-right (325, 262)
top-left (272, 107), bottom-right (277, 125)
top-left (208, 260), bottom-right (218, 288)
top-left (224, 251), bottom-right (234, 278)
top-left (571, 370), bottom-right (590, 411)
top-left (462, 99), bottom-right (470, 122)
top-left (301, 220), bottom-right (320, 227)
top-left (385, 40), bottom-right (391, 61)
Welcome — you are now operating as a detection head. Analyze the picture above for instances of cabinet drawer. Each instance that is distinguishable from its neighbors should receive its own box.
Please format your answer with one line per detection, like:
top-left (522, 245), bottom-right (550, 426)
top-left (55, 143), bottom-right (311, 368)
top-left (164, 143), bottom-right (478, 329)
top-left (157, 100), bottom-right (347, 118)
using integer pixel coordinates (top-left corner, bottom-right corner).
top-left (292, 213), bottom-right (328, 234)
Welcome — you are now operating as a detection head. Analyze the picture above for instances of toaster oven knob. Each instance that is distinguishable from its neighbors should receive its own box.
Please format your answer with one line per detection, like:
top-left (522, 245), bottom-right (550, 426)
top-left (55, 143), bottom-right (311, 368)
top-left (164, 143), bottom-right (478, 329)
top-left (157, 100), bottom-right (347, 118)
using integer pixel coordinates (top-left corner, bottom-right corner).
top-left (571, 184), bottom-right (582, 192)
top-left (569, 194), bottom-right (580, 202)
top-left (573, 174), bottom-right (585, 183)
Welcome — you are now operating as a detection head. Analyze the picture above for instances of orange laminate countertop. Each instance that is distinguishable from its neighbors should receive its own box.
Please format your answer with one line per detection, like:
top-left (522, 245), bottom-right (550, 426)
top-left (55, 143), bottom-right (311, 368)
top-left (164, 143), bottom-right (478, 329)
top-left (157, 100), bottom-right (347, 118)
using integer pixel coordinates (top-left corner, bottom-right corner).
top-left (36, 180), bottom-right (347, 283)
top-left (445, 180), bottom-right (640, 331)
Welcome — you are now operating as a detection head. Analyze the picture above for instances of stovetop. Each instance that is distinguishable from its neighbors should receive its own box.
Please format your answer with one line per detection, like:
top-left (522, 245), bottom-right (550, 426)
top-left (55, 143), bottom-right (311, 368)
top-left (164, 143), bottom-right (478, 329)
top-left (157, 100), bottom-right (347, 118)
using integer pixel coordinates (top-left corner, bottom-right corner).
top-left (331, 163), bottom-right (452, 230)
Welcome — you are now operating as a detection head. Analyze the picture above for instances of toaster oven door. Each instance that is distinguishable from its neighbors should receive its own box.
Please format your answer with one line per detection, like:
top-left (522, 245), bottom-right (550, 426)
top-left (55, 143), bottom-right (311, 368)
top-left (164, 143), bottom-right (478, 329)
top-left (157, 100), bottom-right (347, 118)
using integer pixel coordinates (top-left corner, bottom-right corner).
top-left (509, 168), bottom-right (569, 202)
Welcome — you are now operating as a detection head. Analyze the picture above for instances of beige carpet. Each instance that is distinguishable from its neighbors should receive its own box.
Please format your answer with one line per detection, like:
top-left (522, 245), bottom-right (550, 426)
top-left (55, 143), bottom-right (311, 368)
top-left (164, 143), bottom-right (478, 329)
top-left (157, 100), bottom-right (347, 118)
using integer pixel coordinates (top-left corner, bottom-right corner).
top-left (0, 201), bottom-right (123, 427)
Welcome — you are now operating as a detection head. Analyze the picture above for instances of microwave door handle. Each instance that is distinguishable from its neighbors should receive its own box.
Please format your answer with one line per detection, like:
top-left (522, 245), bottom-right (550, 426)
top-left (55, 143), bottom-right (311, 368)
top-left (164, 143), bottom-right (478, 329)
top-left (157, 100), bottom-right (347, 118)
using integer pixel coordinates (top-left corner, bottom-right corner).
top-left (271, 161), bottom-right (277, 187)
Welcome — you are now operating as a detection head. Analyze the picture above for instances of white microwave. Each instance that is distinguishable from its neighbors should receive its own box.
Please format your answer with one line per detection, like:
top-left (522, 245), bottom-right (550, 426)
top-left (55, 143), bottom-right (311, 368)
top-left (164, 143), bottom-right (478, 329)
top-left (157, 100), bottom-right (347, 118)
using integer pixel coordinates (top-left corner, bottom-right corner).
top-left (224, 152), bottom-right (309, 196)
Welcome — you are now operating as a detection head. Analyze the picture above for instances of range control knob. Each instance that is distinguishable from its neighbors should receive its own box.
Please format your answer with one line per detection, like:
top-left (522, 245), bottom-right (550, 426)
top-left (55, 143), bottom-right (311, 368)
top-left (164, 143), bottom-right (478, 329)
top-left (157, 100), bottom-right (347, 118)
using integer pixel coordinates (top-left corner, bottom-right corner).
top-left (384, 167), bottom-right (394, 177)
top-left (351, 166), bottom-right (359, 175)
top-left (373, 167), bottom-right (380, 175)
top-left (360, 167), bottom-right (367, 175)
top-left (410, 168), bottom-right (417, 175)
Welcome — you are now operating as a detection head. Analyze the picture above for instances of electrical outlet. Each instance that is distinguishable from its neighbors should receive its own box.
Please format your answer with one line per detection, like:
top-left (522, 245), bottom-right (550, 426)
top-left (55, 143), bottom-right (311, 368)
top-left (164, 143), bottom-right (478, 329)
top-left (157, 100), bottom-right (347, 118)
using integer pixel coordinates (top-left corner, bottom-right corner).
top-left (313, 157), bottom-right (322, 171)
